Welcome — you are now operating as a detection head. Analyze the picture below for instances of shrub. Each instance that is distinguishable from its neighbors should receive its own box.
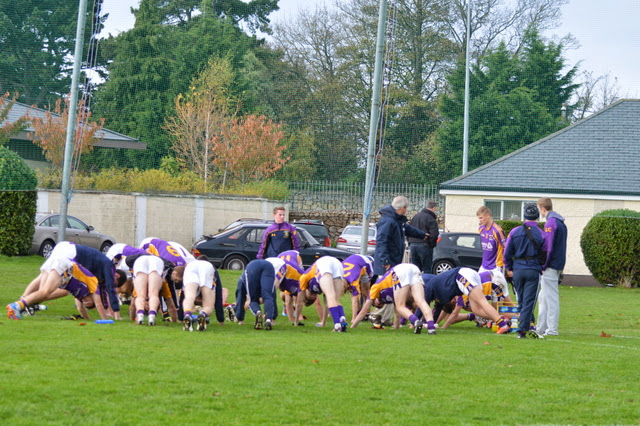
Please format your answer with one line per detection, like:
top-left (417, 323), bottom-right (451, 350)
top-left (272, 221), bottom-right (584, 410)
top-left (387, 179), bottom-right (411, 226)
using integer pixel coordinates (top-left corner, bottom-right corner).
top-left (495, 220), bottom-right (543, 237)
top-left (222, 179), bottom-right (289, 201)
top-left (0, 147), bottom-right (37, 255)
top-left (580, 209), bottom-right (640, 288)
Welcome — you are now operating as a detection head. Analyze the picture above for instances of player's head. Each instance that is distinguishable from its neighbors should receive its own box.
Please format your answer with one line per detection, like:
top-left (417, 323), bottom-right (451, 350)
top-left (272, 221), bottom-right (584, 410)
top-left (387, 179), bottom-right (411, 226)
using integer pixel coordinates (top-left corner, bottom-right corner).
top-left (81, 295), bottom-right (95, 309)
top-left (171, 266), bottom-right (185, 284)
top-left (273, 207), bottom-right (286, 223)
top-left (476, 206), bottom-right (493, 226)
top-left (304, 290), bottom-right (317, 306)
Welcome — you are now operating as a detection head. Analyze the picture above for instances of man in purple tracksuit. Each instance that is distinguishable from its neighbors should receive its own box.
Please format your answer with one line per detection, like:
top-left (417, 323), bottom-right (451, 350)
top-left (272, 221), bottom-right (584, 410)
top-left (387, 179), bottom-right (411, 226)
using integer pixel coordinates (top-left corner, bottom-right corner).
top-left (257, 207), bottom-right (301, 259)
top-left (536, 197), bottom-right (567, 336)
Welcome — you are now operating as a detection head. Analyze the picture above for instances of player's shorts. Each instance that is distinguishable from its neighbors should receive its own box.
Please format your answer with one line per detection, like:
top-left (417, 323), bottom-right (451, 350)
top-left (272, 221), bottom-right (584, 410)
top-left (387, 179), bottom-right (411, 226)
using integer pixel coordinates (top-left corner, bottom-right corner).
top-left (132, 255), bottom-right (164, 276)
top-left (392, 263), bottom-right (423, 288)
top-left (479, 266), bottom-right (509, 298)
top-left (183, 260), bottom-right (215, 289)
top-left (315, 256), bottom-right (344, 279)
top-left (49, 241), bottom-right (77, 261)
top-left (41, 256), bottom-right (74, 275)
top-left (456, 267), bottom-right (482, 296)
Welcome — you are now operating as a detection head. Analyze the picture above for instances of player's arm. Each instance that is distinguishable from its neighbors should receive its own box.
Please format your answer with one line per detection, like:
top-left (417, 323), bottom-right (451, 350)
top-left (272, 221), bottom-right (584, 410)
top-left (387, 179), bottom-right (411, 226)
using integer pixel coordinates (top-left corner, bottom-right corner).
top-left (165, 297), bottom-right (178, 322)
top-left (351, 298), bottom-right (373, 328)
top-left (441, 303), bottom-right (463, 329)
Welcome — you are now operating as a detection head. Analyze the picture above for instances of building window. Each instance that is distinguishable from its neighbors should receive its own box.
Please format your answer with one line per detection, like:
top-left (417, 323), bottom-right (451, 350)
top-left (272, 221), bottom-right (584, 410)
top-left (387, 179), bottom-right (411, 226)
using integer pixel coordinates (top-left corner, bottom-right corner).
top-left (484, 200), bottom-right (536, 220)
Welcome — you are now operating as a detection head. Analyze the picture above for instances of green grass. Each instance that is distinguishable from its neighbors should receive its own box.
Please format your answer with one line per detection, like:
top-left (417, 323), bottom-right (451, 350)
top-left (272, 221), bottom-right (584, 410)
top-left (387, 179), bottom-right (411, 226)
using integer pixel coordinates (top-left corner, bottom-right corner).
top-left (1, 255), bottom-right (639, 425)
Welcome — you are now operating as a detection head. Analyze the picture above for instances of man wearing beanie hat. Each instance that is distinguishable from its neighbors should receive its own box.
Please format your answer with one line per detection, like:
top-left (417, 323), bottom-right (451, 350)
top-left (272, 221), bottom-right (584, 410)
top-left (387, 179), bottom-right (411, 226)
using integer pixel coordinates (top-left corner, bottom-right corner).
top-left (503, 204), bottom-right (546, 338)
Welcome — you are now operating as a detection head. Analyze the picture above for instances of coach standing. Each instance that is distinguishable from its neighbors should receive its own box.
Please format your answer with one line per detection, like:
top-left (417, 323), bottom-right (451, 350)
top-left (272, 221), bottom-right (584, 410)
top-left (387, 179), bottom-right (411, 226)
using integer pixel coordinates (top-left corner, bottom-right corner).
top-left (504, 204), bottom-right (544, 339)
top-left (407, 200), bottom-right (439, 273)
top-left (257, 206), bottom-right (300, 259)
top-left (372, 196), bottom-right (428, 327)
top-left (536, 197), bottom-right (567, 336)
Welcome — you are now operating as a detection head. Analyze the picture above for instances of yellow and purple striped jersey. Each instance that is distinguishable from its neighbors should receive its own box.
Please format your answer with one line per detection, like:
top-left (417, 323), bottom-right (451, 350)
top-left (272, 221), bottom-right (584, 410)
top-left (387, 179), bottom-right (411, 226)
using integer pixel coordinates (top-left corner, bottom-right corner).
top-left (479, 222), bottom-right (506, 269)
top-left (369, 269), bottom-right (399, 304)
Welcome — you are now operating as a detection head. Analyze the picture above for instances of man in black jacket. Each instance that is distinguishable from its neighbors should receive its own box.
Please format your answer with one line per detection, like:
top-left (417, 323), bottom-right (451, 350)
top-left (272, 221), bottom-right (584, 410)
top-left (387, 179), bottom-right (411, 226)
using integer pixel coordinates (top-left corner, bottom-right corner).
top-left (408, 200), bottom-right (439, 274)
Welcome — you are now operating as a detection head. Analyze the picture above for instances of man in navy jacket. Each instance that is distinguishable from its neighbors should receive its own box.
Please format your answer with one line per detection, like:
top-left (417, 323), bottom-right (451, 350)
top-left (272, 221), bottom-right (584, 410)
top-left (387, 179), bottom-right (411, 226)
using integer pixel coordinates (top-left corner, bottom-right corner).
top-left (536, 197), bottom-right (567, 336)
top-left (373, 196), bottom-right (428, 276)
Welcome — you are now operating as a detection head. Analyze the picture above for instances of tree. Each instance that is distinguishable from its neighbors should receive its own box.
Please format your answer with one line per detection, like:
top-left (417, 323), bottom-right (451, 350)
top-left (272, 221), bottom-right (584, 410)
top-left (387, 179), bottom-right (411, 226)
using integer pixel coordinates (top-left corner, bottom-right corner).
top-left (0, 0), bottom-right (104, 106)
top-left (213, 115), bottom-right (287, 188)
top-left (571, 71), bottom-right (622, 121)
top-left (164, 58), bottom-right (235, 187)
top-left (29, 98), bottom-right (104, 169)
top-left (0, 92), bottom-right (28, 145)
top-left (93, 0), bottom-right (269, 169)
top-left (432, 33), bottom-right (576, 181)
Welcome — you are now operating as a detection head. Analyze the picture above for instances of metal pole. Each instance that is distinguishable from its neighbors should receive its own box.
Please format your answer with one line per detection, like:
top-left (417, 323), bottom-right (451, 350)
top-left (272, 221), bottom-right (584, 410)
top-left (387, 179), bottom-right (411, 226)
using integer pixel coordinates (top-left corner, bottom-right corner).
top-left (462, 0), bottom-right (471, 174)
top-left (361, 0), bottom-right (389, 255)
top-left (58, 0), bottom-right (89, 241)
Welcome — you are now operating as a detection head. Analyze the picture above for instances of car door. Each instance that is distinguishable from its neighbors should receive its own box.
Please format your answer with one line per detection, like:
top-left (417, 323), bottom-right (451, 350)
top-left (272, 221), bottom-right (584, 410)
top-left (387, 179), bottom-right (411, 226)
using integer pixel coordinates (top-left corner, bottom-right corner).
top-left (453, 234), bottom-right (483, 270)
top-left (67, 216), bottom-right (98, 248)
top-left (242, 227), bottom-right (265, 261)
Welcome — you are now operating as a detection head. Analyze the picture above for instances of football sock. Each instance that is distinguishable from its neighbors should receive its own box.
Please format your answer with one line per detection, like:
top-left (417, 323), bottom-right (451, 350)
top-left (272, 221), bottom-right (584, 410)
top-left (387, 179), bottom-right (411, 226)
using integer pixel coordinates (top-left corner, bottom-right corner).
top-left (328, 306), bottom-right (341, 324)
top-left (149, 310), bottom-right (157, 316)
top-left (338, 305), bottom-right (346, 319)
top-left (184, 310), bottom-right (192, 318)
top-left (136, 310), bottom-right (144, 315)
top-left (497, 317), bottom-right (508, 328)
top-left (427, 320), bottom-right (435, 330)
top-left (467, 313), bottom-right (476, 321)
top-left (409, 314), bottom-right (419, 326)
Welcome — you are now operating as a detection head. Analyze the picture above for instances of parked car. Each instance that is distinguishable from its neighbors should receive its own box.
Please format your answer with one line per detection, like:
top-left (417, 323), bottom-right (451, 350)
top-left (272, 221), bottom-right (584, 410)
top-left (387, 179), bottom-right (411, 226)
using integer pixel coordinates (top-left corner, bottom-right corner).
top-left (292, 221), bottom-right (331, 247)
top-left (431, 232), bottom-right (483, 274)
top-left (218, 218), bottom-right (267, 232)
top-left (192, 223), bottom-right (353, 270)
top-left (336, 224), bottom-right (376, 255)
top-left (30, 213), bottom-right (116, 258)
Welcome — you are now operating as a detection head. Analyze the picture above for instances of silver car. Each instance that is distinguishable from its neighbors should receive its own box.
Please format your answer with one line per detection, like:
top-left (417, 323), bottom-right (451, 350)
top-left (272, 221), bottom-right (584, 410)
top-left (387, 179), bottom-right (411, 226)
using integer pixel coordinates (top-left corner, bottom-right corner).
top-left (30, 213), bottom-right (116, 258)
top-left (336, 224), bottom-right (376, 255)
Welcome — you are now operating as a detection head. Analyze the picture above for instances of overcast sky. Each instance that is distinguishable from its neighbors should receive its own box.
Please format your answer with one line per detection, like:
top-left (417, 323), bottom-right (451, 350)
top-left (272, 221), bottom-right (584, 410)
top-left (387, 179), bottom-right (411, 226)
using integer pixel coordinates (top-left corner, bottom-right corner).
top-left (100, 0), bottom-right (640, 97)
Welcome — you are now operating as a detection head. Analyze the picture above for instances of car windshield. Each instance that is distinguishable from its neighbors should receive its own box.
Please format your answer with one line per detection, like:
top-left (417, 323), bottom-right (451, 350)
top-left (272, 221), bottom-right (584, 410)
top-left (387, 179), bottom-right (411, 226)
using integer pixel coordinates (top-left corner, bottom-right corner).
top-left (298, 227), bottom-right (320, 246)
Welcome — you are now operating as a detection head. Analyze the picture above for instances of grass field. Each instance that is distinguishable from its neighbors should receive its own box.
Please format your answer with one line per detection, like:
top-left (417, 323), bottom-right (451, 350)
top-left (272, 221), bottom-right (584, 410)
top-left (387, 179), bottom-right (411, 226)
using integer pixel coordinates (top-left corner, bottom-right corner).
top-left (1, 255), bottom-right (639, 425)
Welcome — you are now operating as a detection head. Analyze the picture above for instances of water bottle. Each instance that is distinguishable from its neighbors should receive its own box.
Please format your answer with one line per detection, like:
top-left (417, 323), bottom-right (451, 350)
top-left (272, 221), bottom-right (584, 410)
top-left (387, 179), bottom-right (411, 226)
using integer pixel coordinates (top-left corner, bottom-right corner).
top-left (511, 316), bottom-right (519, 331)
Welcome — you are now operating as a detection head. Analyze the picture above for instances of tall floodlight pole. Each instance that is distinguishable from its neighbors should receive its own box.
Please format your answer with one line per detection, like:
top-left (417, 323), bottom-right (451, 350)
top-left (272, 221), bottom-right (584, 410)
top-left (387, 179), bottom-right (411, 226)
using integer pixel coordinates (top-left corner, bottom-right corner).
top-left (58, 0), bottom-right (89, 241)
top-left (361, 0), bottom-right (389, 255)
top-left (462, 0), bottom-right (471, 174)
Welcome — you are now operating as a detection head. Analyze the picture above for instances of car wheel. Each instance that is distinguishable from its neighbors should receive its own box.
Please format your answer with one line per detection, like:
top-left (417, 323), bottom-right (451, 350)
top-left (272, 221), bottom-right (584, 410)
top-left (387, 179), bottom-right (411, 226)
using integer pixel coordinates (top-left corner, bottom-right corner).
top-left (223, 255), bottom-right (248, 271)
top-left (39, 240), bottom-right (56, 258)
top-left (100, 242), bottom-right (113, 254)
top-left (433, 260), bottom-right (455, 274)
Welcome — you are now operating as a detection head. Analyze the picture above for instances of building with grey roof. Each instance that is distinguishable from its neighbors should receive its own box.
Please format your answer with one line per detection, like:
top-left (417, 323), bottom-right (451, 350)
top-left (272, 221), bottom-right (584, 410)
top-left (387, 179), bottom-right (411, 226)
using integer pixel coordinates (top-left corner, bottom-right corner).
top-left (439, 99), bottom-right (640, 280)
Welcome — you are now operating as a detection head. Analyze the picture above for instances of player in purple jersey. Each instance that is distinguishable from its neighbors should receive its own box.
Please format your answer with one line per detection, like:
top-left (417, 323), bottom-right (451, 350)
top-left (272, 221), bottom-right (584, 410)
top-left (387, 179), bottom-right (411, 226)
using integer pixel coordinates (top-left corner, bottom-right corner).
top-left (477, 206), bottom-right (507, 273)
top-left (536, 197), bottom-right (567, 336)
top-left (298, 256), bottom-right (348, 332)
top-left (257, 207), bottom-right (301, 259)
top-left (341, 254), bottom-right (374, 323)
top-left (351, 263), bottom-right (436, 334)
top-left (106, 243), bottom-right (165, 325)
top-left (7, 257), bottom-right (108, 321)
top-left (140, 237), bottom-right (189, 267)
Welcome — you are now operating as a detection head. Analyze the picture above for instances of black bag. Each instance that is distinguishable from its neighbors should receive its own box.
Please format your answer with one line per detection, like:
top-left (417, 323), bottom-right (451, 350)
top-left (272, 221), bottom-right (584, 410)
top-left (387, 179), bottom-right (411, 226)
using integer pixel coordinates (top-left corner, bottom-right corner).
top-left (523, 225), bottom-right (547, 265)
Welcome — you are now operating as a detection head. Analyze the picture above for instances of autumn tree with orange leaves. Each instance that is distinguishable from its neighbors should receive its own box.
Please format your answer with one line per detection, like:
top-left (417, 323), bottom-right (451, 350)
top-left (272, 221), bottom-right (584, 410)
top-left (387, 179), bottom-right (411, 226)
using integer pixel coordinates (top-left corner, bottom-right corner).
top-left (213, 114), bottom-right (288, 188)
top-left (29, 98), bottom-right (104, 169)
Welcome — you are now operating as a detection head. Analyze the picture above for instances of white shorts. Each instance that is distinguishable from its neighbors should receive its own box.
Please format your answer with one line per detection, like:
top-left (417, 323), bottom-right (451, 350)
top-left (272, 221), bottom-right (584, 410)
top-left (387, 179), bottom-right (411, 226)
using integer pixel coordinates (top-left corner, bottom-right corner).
top-left (183, 260), bottom-right (215, 289)
top-left (315, 256), bottom-right (344, 279)
top-left (132, 255), bottom-right (164, 276)
top-left (456, 267), bottom-right (482, 296)
top-left (392, 263), bottom-right (423, 288)
top-left (41, 256), bottom-right (73, 275)
top-left (49, 241), bottom-right (76, 260)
